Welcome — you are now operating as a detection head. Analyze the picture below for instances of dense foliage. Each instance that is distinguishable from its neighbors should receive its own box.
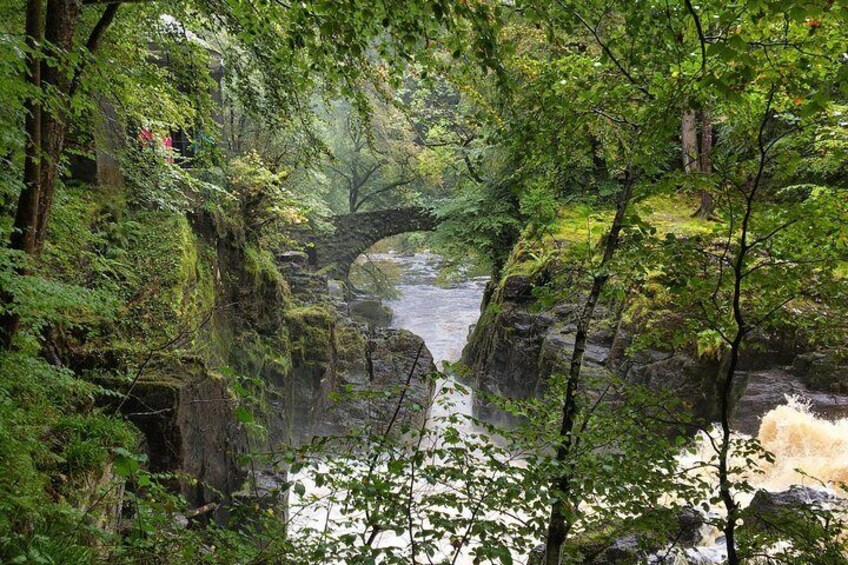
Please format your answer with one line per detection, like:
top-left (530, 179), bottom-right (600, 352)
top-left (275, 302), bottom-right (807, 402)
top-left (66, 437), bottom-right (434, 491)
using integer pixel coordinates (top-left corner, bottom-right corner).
top-left (0, 0), bottom-right (847, 563)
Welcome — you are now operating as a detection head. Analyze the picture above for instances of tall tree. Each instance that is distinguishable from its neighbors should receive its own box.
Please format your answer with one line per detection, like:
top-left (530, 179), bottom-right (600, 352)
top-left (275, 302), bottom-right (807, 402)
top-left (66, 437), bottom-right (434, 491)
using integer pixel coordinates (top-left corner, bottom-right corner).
top-left (320, 98), bottom-right (427, 214)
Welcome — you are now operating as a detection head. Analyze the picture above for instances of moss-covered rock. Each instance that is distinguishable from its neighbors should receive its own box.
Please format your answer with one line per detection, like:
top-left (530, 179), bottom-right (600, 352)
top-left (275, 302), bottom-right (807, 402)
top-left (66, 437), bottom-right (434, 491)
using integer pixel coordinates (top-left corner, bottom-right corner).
top-left (793, 349), bottom-right (848, 393)
top-left (349, 298), bottom-right (393, 328)
top-left (39, 183), bottom-right (439, 533)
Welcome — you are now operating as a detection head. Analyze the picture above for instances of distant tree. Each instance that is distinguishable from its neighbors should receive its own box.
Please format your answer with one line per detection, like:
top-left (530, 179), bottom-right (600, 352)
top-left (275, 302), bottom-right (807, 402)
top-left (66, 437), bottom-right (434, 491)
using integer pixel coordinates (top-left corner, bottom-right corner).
top-left (320, 97), bottom-right (429, 214)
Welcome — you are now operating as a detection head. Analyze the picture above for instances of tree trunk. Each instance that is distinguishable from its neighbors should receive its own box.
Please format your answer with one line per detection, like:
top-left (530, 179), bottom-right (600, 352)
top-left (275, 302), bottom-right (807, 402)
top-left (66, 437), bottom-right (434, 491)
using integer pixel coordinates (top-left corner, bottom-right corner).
top-left (699, 109), bottom-right (712, 173)
top-left (33, 0), bottom-right (82, 252)
top-left (1, 0), bottom-right (44, 348)
top-left (693, 190), bottom-right (715, 219)
top-left (2, 0), bottom-right (84, 348)
top-left (681, 109), bottom-right (698, 174)
top-left (544, 172), bottom-right (635, 565)
top-left (349, 183), bottom-right (358, 213)
top-left (11, 0), bottom-right (43, 256)
top-left (719, 334), bottom-right (742, 565)
top-left (693, 109), bottom-right (715, 219)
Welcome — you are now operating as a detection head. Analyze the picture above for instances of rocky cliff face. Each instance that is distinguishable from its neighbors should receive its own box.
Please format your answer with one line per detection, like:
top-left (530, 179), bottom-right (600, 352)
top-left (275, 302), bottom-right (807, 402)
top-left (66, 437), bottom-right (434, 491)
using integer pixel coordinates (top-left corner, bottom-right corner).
top-left (49, 196), bottom-right (436, 522)
top-left (280, 253), bottom-right (436, 445)
top-left (463, 272), bottom-right (836, 434)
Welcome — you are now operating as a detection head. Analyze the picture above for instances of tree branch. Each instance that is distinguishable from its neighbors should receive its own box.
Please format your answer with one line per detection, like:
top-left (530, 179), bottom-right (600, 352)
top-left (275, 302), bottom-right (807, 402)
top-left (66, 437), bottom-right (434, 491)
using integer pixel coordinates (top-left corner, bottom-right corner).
top-left (555, 1), bottom-right (652, 98)
top-left (69, 3), bottom-right (120, 98)
top-left (683, 0), bottom-right (707, 74)
top-left (354, 177), bottom-right (416, 211)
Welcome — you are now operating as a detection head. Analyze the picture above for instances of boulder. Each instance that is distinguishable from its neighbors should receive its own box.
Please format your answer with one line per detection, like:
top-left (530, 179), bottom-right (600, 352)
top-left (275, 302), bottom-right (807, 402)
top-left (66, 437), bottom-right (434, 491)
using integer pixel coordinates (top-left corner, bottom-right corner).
top-left (527, 544), bottom-right (545, 565)
top-left (349, 298), bottom-right (393, 328)
top-left (276, 250), bottom-right (309, 267)
top-left (574, 533), bottom-right (662, 564)
top-left (745, 486), bottom-right (846, 533)
top-left (501, 274), bottom-right (535, 303)
top-left (792, 350), bottom-right (848, 393)
top-left (674, 507), bottom-right (706, 548)
top-left (348, 328), bottom-right (437, 434)
top-left (229, 470), bottom-right (289, 529)
top-left (526, 508), bottom-right (705, 565)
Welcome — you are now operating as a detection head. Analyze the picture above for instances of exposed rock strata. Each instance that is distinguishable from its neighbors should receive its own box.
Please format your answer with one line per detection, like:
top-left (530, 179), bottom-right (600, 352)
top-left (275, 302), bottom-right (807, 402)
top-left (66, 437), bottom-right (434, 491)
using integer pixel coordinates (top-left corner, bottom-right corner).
top-left (81, 210), bottom-right (436, 526)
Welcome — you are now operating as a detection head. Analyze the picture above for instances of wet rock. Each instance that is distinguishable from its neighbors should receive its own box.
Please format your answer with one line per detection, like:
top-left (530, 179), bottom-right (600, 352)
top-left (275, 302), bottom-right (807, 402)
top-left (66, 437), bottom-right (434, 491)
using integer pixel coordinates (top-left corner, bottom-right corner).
top-left (597, 535), bottom-right (650, 563)
top-left (792, 349), bottom-right (848, 393)
top-left (109, 357), bottom-right (248, 513)
top-left (463, 276), bottom-right (742, 432)
top-left (327, 278), bottom-right (346, 301)
top-left (501, 274), bottom-right (535, 303)
top-left (176, 365), bottom-right (249, 510)
top-left (745, 485), bottom-right (847, 533)
top-left (463, 305), bottom-right (556, 423)
top-left (276, 250), bottom-right (309, 267)
top-left (527, 544), bottom-right (545, 565)
top-left (464, 265), bottom-right (834, 437)
top-left (573, 533), bottom-right (663, 564)
top-left (674, 507), bottom-right (706, 548)
top-left (567, 509), bottom-right (705, 564)
top-left (286, 270), bottom-right (329, 302)
top-left (298, 323), bottom-right (437, 443)
top-left (229, 470), bottom-right (289, 529)
top-left (340, 328), bottom-right (436, 435)
top-left (349, 298), bottom-right (393, 328)
top-left (626, 352), bottom-right (741, 433)
top-left (540, 330), bottom-right (610, 380)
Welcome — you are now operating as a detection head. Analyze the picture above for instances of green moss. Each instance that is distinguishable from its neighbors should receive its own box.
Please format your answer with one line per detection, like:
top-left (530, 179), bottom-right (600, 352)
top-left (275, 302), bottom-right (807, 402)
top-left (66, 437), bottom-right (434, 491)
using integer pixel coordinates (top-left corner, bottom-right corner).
top-left (285, 304), bottom-right (335, 361)
top-left (102, 211), bottom-right (216, 350)
top-left (502, 195), bottom-right (712, 280)
top-left (232, 330), bottom-right (293, 377)
top-left (244, 245), bottom-right (290, 295)
top-left (334, 322), bottom-right (367, 368)
top-left (636, 194), bottom-right (712, 237)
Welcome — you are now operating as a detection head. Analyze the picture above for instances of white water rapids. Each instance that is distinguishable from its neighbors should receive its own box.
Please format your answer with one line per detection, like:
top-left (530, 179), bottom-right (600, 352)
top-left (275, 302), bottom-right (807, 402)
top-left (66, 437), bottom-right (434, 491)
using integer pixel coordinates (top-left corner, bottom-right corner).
top-left (288, 252), bottom-right (848, 564)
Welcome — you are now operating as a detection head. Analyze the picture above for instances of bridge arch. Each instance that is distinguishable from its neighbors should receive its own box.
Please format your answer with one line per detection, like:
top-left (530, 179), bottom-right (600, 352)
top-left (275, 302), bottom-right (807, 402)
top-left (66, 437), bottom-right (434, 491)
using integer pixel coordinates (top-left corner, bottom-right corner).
top-left (308, 207), bottom-right (440, 279)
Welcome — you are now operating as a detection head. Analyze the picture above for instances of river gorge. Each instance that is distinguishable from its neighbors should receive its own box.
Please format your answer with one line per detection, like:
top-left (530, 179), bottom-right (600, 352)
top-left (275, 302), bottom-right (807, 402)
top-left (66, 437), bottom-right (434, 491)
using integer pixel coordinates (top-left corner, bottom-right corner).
top-left (285, 251), bottom-right (848, 565)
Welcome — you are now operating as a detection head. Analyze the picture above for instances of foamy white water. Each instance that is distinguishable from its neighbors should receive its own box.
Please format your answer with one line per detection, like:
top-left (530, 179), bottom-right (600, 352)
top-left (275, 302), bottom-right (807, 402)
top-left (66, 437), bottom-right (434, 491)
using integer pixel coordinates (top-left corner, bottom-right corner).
top-left (288, 252), bottom-right (491, 563)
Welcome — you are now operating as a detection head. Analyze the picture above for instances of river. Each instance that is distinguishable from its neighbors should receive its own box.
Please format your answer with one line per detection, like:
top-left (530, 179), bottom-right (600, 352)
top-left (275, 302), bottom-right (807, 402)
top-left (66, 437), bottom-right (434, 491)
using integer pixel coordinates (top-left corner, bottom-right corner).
top-left (291, 251), bottom-right (848, 564)
top-left (379, 252), bottom-right (488, 426)
top-left (377, 252), bottom-right (848, 564)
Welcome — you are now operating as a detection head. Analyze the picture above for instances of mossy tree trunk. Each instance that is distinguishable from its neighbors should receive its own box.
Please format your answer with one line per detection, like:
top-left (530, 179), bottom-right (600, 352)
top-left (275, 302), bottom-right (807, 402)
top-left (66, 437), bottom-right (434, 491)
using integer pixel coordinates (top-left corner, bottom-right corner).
top-left (1, 1), bottom-right (119, 348)
top-left (682, 107), bottom-right (716, 220)
top-left (693, 108), bottom-right (715, 219)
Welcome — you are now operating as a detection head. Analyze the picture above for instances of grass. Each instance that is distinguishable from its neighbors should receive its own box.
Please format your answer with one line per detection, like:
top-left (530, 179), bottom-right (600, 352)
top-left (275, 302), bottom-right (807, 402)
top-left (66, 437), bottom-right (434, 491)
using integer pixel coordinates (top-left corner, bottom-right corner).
top-left (503, 194), bottom-right (713, 279)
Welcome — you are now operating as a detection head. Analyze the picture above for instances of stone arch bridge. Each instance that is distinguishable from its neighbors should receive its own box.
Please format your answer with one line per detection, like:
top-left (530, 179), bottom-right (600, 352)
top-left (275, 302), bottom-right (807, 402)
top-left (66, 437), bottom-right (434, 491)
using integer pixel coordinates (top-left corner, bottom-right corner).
top-left (304, 207), bottom-right (440, 279)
